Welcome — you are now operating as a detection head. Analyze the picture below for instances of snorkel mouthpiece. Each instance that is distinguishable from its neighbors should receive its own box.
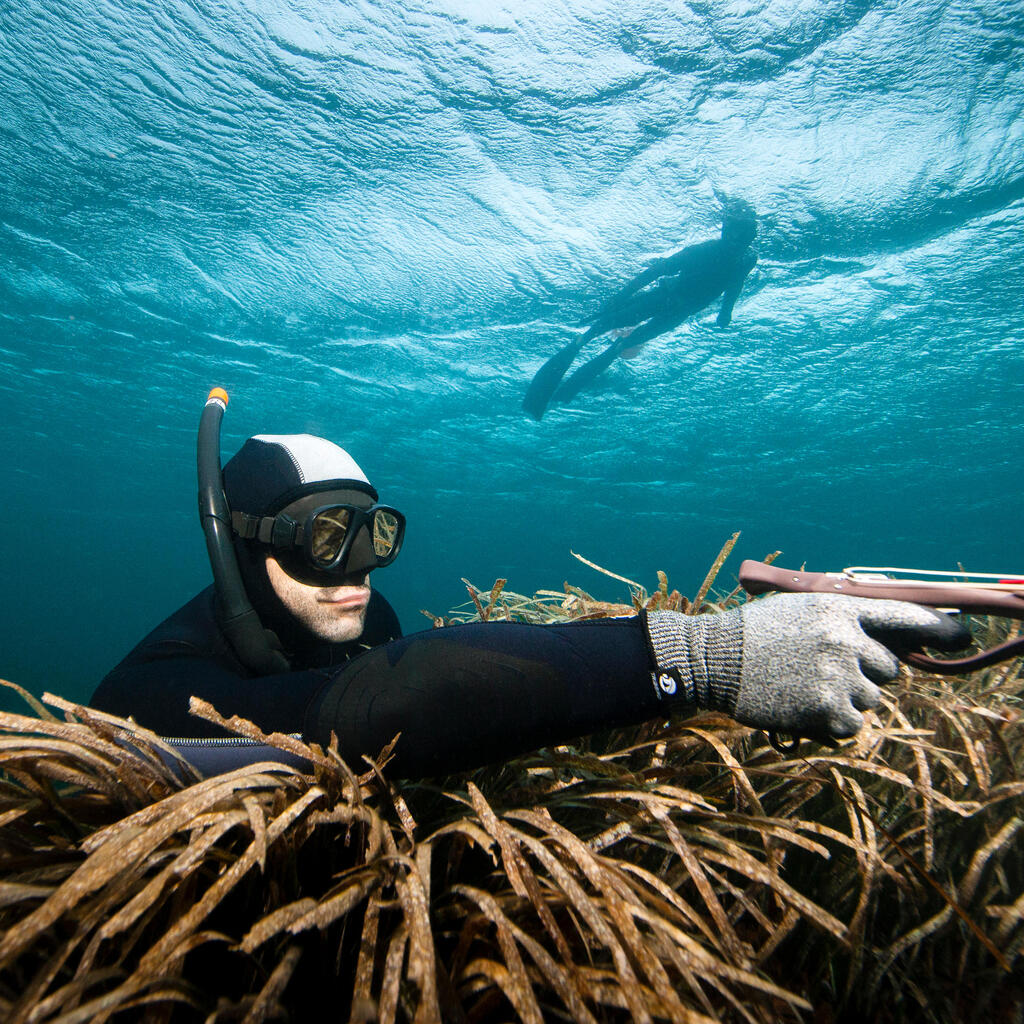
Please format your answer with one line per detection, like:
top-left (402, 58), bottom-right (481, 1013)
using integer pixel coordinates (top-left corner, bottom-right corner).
top-left (197, 388), bottom-right (289, 674)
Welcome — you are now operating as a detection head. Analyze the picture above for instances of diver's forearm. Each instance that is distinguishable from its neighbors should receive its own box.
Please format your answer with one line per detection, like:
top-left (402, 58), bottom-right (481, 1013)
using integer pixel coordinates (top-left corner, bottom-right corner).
top-left (716, 255), bottom-right (756, 326)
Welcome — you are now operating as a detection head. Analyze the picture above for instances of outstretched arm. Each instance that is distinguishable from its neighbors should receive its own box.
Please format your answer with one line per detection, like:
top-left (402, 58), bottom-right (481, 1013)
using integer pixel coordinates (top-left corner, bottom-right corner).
top-left (116, 594), bottom-right (967, 778)
top-left (304, 596), bottom-right (968, 777)
top-left (716, 250), bottom-right (757, 327)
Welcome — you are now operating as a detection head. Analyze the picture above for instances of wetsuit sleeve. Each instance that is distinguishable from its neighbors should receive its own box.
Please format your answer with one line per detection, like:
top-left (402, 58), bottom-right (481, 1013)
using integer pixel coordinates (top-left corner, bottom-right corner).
top-left (304, 617), bottom-right (662, 777)
top-left (716, 249), bottom-right (757, 327)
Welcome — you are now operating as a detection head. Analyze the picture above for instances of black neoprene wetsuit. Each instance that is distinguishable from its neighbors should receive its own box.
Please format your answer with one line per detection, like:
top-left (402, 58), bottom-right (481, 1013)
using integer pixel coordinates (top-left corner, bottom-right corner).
top-left (582, 237), bottom-right (758, 345)
top-left (92, 588), bottom-right (662, 777)
top-left (92, 586), bottom-right (403, 738)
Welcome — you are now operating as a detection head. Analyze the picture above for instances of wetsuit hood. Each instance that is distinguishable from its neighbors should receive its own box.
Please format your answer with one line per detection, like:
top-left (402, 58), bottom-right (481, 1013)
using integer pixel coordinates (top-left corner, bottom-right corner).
top-left (721, 199), bottom-right (757, 251)
top-left (222, 435), bottom-right (382, 658)
top-left (223, 435), bottom-right (378, 515)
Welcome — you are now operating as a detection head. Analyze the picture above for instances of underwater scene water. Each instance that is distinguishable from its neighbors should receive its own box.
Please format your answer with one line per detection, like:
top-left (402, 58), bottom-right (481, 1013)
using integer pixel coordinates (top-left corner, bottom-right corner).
top-left (1, 0), bottom-right (1021, 706)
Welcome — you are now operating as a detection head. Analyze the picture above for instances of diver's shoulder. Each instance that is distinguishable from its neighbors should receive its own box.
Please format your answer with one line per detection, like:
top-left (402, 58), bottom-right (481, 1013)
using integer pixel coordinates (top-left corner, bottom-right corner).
top-left (668, 237), bottom-right (719, 263)
top-left (92, 587), bottom-right (242, 713)
top-left (365, 587), bottom-right (403, 643)
top-left (113, 587), bottom-right (234, 667)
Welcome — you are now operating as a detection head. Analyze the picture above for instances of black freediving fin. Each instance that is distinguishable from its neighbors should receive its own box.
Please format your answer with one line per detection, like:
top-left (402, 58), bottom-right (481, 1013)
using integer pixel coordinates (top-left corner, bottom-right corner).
top-left (522, 335), bottom-right (587, 420)
top-left (551, 336), bottom-right (629, 406)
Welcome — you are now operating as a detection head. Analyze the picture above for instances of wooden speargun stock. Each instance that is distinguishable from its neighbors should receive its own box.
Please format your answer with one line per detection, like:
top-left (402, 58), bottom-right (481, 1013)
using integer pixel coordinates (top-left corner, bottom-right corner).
top-left (738, 560), bottom-right (1024, 674)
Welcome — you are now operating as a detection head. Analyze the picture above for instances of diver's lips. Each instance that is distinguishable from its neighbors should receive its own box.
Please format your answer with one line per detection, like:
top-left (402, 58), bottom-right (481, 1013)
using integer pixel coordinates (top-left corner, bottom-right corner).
top-left (320, 593), bottom-right (370, 610)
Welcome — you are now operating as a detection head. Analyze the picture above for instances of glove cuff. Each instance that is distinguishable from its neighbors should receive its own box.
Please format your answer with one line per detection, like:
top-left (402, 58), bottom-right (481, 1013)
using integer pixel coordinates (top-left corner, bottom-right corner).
top-left (643, 609), bottom-right (743, 713)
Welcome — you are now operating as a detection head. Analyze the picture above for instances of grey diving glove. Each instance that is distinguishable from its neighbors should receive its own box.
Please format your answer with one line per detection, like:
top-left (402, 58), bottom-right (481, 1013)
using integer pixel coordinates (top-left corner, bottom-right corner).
top-left (644, 593), bottom-right (970, 742)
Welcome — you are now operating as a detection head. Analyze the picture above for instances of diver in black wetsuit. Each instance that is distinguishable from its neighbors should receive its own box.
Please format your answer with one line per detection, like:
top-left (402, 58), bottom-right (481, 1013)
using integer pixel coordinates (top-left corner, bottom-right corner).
top-left (92, 392), bottom-right (968, 779)
top-left (92, 431), bottom-right (406, 739)
top-left (92, 422), bottom-right (665, 775)
top-left (522, 201), bottom-right (758, 419)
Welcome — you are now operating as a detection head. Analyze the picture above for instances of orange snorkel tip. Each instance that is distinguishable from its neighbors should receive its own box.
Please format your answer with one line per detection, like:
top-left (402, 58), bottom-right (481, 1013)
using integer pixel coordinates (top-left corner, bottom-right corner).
top-left (207, 387), bottom-right (229, 407)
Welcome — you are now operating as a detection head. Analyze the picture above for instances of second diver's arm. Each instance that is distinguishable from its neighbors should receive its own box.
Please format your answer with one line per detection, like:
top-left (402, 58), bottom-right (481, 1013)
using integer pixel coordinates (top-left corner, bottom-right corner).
top-left (716, 250), bottom-right (757, 327)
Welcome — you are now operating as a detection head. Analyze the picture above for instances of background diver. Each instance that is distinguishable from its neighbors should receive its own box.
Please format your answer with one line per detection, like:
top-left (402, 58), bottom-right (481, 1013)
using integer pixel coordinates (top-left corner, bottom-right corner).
top-left (523, 201), bottom-right (759, 419)
top-left (90, 390), bottom-right (969, 779)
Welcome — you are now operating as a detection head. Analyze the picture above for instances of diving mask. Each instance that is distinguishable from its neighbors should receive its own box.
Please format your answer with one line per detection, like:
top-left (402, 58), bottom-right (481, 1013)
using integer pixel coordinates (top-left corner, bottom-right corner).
top-left (231, 485), bottom-right (405, 586)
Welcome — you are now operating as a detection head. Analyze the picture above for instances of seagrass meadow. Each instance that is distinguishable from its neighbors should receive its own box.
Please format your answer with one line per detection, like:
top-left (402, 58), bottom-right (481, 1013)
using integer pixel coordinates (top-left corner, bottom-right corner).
top-left (0, 556), bottom-right (1022, 1024)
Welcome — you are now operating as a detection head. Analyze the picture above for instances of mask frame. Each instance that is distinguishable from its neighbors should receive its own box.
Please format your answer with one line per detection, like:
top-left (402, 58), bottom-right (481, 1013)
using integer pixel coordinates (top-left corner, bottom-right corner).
top-left (231, 484), bottom-right (406, 587)
top-left (232, 499), bottom-right (406, 586)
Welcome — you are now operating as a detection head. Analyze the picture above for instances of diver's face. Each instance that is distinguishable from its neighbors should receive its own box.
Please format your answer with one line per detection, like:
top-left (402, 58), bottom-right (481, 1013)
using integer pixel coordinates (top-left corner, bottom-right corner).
top-left (264, 554), bottom-right (371, 643)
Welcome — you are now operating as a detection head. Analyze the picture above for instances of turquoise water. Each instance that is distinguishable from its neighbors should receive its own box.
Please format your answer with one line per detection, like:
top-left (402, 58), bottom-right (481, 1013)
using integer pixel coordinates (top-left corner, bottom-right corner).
top-left (1, 1), bottom-right (1021, 706)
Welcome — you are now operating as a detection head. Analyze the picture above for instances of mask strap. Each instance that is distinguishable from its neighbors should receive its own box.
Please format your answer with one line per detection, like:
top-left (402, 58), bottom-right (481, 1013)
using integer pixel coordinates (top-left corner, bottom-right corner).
top-left (231, 511), bottom-right (305, 548)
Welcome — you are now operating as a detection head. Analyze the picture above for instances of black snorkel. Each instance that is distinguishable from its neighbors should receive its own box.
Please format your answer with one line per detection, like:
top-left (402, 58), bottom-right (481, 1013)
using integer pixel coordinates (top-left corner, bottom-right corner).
top-left (197, 388), bottom-right (290, 675)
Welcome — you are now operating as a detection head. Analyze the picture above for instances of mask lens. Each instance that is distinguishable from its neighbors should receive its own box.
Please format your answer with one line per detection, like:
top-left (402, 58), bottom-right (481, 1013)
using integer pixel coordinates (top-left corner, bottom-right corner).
top-left (310, 507), bottom-right (351, 567)
top-left (373, 509), bottom-right (400, 559)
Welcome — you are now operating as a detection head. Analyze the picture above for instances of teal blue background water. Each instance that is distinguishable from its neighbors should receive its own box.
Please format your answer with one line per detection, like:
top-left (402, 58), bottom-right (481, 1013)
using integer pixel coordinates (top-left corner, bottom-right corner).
top-left (1, 1), bottom-right (1021, 706)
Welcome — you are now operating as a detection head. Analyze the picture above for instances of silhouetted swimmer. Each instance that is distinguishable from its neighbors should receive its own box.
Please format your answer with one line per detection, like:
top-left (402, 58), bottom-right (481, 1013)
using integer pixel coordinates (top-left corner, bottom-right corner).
top-left (522, 202), bottom-right (758, 419)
